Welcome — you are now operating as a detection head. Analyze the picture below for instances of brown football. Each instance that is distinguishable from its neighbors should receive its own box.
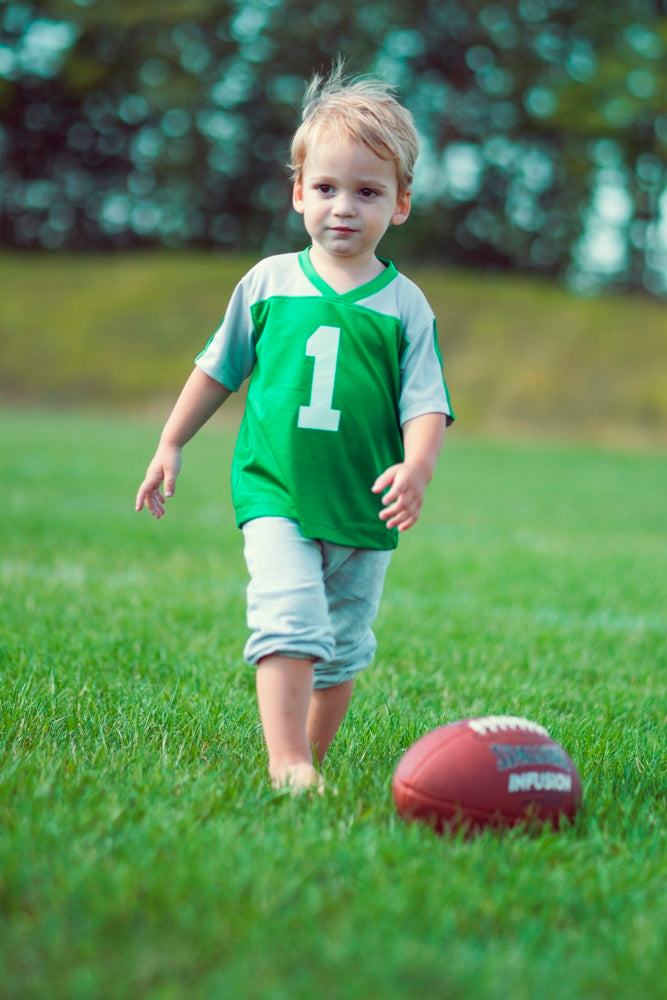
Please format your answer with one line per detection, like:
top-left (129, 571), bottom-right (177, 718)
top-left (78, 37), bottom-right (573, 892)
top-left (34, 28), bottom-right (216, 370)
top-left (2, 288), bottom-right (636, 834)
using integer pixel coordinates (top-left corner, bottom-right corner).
top-left (393, 715), bottom-right (582, 834)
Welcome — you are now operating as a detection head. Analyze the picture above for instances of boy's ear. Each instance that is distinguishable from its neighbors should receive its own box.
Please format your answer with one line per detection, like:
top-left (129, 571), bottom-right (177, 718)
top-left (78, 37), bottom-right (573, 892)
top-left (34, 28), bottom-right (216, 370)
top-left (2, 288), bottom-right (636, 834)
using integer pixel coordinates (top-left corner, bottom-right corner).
top-left (391, 189), bottom-right (412, 227)
top-left (292, 181), bottom-right (305, 215)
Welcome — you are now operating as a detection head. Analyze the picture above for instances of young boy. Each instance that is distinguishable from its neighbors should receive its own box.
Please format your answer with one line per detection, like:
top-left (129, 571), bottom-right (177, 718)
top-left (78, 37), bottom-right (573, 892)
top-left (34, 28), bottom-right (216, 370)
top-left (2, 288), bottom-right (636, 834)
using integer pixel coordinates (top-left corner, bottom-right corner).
top-left (135, 65), bottom-right (454, 792)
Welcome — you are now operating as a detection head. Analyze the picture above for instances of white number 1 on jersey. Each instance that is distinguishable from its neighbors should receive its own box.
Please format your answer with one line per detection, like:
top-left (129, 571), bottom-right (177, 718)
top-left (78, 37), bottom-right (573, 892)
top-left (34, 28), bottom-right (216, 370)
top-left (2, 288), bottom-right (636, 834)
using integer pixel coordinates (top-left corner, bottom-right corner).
top-left (297, 325), bottom-right (341, 432)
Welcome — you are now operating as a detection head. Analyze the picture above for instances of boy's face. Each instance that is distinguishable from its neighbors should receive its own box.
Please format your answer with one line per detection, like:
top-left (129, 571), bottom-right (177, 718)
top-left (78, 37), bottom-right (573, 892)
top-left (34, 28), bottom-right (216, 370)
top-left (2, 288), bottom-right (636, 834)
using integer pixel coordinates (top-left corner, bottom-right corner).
top-left (292, 136), bottom-right (411, 267)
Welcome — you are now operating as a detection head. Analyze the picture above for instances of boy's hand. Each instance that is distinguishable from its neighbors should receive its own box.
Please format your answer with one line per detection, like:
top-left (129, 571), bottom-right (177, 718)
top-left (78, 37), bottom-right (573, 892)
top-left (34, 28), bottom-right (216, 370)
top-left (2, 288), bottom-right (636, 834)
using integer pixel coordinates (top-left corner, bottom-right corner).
top-left (371, 461), bottom-right (428, 533)
top-left (373, 413), bottom-right (447, 532)
top-left (135, 442), bottom-right (182, 519)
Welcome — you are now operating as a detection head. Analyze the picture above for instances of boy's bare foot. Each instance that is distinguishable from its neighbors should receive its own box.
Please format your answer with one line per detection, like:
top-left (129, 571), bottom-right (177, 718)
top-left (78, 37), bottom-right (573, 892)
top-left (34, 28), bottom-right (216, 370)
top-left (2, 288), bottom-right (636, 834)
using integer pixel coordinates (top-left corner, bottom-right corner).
top-left (271, 762), bottom-right (326, 795)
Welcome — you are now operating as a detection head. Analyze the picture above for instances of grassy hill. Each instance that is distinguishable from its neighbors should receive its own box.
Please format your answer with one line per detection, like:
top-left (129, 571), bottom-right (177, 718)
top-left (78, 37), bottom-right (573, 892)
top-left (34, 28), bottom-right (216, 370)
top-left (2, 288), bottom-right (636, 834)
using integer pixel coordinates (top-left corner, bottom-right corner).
top-left (1, 250), bottom-right (665, 445)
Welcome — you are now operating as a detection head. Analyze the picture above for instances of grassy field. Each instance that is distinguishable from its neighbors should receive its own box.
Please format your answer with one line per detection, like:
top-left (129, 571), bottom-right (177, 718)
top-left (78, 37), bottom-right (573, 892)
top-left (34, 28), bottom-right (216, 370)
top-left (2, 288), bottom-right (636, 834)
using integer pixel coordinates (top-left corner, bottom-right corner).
top-left (1, 407), bottom-right (665, 1000)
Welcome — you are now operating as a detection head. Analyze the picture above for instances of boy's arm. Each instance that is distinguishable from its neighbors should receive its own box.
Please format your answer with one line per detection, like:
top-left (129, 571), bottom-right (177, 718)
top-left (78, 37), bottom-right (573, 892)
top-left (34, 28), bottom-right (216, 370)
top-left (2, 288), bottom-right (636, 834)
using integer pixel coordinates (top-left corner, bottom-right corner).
top-left (371, 412), bottom-right (446, 533)
top-left (135, 367), bottom-right (231, 519)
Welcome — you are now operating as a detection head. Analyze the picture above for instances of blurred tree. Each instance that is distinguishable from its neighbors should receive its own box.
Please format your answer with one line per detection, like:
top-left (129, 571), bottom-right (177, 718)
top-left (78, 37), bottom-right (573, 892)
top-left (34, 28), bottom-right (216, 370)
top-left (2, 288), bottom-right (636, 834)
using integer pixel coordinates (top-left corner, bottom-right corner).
top-left (1, 0), bottom-right (666, 295)
top-left (378, 0), bottom-right (667, 294)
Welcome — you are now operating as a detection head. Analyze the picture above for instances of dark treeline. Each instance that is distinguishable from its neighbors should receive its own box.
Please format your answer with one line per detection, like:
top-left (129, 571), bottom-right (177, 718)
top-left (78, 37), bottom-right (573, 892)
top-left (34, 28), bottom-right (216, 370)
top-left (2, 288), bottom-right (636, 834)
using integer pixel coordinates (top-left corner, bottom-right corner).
top-left (1, 0), bottom-right (666, 295)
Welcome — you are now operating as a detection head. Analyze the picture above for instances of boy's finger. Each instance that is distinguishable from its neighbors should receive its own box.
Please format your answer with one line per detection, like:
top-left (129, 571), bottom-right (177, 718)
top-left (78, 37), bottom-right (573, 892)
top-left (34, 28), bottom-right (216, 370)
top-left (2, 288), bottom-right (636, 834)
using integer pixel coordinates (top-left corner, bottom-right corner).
top-left (378, 494), bottom-right (402, 519)
top-left (371, 465), bottom-right (397, 493)
top-left (379, 473), bottom-right (409, 506)
top-left (380, 487), bottom-right (398, 506)
top-left (135, 486), bottom-right (149, 511)
top-left (147, 489), bottom-right (166, 518)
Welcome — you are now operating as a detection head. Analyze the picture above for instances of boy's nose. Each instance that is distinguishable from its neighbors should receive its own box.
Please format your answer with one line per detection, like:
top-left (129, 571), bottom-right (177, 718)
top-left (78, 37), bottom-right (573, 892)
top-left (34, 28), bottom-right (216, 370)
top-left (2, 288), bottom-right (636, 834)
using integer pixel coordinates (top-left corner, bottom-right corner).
top-left (332, 193), bottom-right (355, 216)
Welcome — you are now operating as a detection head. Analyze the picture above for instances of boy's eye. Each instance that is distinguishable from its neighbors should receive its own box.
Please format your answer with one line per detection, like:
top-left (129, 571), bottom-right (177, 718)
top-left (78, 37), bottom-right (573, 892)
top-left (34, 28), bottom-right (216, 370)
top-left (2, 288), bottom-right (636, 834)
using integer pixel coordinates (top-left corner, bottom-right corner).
top-left (316, 184), bottom-right (334, 194)
top-left (359, 188), bottom-right (379, 198)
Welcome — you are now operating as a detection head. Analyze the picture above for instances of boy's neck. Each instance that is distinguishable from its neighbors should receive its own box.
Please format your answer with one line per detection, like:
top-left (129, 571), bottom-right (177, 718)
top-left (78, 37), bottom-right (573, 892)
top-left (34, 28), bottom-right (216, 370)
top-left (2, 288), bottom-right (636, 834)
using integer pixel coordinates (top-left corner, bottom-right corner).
top-left (307, 245), bottom-right (386, 295)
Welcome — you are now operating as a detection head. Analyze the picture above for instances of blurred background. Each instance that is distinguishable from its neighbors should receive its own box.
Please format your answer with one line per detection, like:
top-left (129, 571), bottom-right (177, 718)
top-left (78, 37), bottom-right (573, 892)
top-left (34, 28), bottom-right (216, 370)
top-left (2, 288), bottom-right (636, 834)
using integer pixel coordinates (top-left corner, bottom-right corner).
top-left (1, 0), bottom-right (666, 440)
top-left (2, 0), bottom-right (667, 295)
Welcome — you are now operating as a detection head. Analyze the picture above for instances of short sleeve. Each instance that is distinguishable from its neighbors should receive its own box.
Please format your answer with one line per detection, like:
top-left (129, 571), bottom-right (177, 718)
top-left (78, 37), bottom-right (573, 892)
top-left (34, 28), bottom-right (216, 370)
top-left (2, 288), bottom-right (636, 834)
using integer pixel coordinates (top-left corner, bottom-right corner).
top-left (195, 277), bottom-right (257, 391)
top-left (399, 316), bottom-right (454, 426)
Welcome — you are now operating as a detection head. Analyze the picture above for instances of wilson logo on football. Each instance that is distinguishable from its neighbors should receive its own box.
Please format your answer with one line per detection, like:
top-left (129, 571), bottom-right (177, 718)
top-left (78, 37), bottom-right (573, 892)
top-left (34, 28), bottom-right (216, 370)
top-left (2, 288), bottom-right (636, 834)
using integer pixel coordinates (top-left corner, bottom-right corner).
top-left (491, 743), bottom-right (573, 771)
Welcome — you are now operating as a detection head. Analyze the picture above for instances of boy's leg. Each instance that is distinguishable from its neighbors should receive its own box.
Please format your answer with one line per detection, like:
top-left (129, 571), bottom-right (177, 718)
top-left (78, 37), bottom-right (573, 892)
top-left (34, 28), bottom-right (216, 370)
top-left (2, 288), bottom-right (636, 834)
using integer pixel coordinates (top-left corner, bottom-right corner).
top-left (310, 546), bottom-right (392, 761)
top-left (243, 519), bottom-right (390, 784)
top-left (243, 517), bottom-right (336, 789)
top-left (255, 654), bottom-right (315, 782)
top-left (307, 678), bottom-right (355, 765)
top-left (255, 653), bottom-right (352, 780)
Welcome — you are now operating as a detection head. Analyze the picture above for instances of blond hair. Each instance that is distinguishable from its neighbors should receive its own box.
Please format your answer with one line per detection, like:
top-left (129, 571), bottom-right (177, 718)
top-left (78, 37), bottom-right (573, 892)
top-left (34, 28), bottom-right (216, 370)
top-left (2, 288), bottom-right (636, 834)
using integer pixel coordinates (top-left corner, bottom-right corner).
top-left (289, 61), bottom-right (419, 193)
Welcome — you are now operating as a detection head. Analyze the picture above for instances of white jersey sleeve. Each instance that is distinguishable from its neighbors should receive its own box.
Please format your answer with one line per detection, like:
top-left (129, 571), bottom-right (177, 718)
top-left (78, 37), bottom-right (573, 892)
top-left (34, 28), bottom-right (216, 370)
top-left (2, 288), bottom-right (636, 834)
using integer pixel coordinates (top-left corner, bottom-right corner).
top-left (195, 273), bottom-right (257, 391)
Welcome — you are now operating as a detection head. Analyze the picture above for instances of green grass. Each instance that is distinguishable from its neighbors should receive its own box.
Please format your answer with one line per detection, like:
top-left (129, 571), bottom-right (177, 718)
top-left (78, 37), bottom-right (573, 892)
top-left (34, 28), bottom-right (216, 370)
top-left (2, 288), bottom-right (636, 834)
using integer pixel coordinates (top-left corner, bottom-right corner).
top-left (1, 250), bottom-right (666, 444)
top-left (1, 409), bottom-right (665, 1000)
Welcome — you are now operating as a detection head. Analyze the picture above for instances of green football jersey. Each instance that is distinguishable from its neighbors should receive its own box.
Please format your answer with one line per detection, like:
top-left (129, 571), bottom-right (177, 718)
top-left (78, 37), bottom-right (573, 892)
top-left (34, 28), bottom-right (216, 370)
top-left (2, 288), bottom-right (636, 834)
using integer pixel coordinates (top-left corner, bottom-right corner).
top-left (196, 249), bottom-right (454, 550)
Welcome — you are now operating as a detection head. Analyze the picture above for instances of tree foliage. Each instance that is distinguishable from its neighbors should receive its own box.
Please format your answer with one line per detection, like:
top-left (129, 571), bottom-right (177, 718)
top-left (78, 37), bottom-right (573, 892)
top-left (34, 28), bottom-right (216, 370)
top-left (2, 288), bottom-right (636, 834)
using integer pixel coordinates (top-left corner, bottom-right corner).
top-left (1, 0), bottom-right (666, 294)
